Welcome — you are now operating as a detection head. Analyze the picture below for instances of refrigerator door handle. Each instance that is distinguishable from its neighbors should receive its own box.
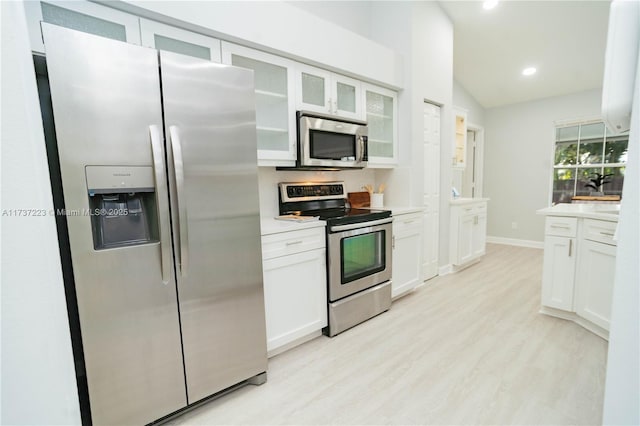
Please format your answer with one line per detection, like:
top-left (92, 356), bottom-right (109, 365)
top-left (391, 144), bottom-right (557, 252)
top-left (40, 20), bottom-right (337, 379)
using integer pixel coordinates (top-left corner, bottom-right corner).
top-left (149, 125), bottom-right (172, 285)
top-left (169, 125), bottom-right (189, 277)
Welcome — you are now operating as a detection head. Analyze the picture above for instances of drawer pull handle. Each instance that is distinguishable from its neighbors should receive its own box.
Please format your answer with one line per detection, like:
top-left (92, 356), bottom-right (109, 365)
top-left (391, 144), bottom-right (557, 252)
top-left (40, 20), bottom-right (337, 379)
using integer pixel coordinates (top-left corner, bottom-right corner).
top-left (286, 240), bottom-right (303, 246)
top-left (568, 239), bottom-right (572, 257)
top-left (403, 220), bottom-right (415, 224)
top-left (550, 224), bottom-right (570, 229)
top-left (600, 232), bottom-right (615, 237)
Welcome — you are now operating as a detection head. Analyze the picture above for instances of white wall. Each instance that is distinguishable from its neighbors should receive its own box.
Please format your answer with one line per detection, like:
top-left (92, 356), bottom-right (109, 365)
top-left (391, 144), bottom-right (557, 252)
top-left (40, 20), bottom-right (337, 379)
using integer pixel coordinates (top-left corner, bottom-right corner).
top-left (118, 0), bottom-right (401, 88)
top-left (286, 1), bottom-right (372, 39)
top-left (453, 79), bottom-right (485, 126)
top-left (602, 44), bottom-right (640, 426)
top-left (483, 88), bottom-right (602, 243)
top-left (0, 1), bottom-right (81, 424)
top-left (369, 1), bottom-right (454, 266)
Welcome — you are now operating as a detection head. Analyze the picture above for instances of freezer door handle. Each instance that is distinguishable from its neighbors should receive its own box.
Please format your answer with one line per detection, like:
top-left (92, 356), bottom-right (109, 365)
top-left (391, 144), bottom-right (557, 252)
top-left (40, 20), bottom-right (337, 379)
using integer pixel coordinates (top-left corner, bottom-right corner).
top-left (149, 125), bottom-right (172, 285)
top-left (169, 125), bottom-right (189, 277)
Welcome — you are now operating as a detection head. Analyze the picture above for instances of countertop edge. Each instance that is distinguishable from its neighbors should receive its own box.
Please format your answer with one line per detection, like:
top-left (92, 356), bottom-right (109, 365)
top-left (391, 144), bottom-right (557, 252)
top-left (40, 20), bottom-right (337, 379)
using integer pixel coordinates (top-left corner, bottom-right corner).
top-left (260, 218), bottom-right (327, 236)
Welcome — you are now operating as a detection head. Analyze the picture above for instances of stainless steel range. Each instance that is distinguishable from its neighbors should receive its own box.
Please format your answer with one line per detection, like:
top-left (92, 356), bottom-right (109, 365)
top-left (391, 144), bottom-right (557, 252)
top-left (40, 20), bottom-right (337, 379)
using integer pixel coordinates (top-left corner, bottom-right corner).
top-left (279, 182), bottom-right (392, 336)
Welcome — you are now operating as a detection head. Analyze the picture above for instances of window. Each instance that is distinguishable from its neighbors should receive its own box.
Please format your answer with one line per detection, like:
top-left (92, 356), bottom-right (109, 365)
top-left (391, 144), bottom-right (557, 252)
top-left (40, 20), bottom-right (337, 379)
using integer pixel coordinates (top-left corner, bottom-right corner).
top-left (553, 121), bottom-right (628, 204)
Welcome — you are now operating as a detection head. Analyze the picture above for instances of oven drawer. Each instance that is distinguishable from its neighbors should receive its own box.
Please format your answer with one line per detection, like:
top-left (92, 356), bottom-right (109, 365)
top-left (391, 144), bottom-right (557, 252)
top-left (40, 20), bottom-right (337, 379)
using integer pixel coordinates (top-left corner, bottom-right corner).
top-left (262, 227), bottom-right (325, 260)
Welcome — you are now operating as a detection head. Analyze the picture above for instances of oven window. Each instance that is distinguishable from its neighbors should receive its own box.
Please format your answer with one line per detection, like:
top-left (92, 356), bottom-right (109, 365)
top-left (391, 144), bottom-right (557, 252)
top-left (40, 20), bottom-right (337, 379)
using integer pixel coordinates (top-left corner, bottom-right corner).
top-left (310, 129), bottom-right (356, 160)
top-left (341, 230), bottom-right (385, 284)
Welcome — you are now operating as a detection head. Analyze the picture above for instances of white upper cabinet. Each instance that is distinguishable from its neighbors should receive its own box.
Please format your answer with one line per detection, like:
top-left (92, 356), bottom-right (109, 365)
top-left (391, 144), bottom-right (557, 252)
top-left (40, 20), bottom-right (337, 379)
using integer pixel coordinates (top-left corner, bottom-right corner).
top-left (363, 83), bottom-right (398, 166)
top-left (25, 1), bottom-right (141, 53)
top-left (452, 106), bottom-right (468, 168)
top-left (140, 19), bottom-right (221, 62)
top-left (221, 42), bottom-right (297, 167)
top-left (296, 64), bottom-right (362, 121)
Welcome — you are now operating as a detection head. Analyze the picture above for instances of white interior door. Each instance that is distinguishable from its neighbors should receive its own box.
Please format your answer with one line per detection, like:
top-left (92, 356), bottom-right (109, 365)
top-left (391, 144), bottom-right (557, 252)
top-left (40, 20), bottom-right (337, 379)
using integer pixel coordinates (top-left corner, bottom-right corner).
top-left (423, 102), bottom-right (441, 280)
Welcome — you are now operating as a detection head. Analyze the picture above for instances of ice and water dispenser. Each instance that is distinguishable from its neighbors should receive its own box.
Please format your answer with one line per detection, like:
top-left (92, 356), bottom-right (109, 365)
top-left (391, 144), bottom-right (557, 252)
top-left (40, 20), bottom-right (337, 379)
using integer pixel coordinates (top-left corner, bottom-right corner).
top-left (86, 166), bottom-right (159, 250)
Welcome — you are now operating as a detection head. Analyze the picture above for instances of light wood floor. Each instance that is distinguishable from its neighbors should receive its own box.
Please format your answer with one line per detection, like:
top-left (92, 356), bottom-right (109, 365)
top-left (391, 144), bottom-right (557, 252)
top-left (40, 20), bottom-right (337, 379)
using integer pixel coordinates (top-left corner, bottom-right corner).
top-left (171, 244), bottom-right (608, 425)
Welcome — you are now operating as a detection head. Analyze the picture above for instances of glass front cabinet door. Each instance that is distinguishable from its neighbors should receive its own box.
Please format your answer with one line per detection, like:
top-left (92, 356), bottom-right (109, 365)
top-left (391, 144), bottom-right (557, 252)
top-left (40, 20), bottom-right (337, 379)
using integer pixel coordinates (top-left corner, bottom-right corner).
top-left (362, 83), bottom-right (398, 166)
top-left (453, 106), bottom-right (468, 169)
top-left (140, 19), bottom-right (221, 62)
top-left (296, 64), bottom-right (362, 121)
top-left (221, 42), bottom-right (297, 167)
top-left (24, 0), bottom-right (141, 53)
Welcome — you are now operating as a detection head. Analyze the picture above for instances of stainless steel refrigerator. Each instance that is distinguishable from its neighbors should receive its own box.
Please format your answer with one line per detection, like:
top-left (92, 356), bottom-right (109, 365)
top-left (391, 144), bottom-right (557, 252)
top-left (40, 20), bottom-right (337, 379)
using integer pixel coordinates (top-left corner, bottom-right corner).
top-left (41, 24), bottom-right (267, 425)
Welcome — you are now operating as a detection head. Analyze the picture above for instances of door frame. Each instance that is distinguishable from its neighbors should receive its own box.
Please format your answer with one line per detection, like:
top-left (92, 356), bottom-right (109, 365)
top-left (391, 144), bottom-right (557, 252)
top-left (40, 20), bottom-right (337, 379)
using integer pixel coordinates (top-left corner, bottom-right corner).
top-left (466, 122), bottom-right (485, 198)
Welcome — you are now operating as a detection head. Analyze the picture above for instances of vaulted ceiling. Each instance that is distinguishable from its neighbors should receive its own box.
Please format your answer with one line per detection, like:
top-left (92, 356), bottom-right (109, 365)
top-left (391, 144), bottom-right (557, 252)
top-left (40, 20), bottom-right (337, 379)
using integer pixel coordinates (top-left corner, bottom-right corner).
top-left (439, 0), bottom-right (612, 108)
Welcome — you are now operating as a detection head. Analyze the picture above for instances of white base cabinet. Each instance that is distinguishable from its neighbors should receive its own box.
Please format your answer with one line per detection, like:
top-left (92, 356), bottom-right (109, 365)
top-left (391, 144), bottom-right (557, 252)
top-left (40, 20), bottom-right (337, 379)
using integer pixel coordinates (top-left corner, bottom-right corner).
top-left (540, 215), bottom-right (617, 338)
top-left (261, 226), bottom-right (327, 356)
top-left (392, 212), bottom-right (423, 299)
top-left (541, 216), bottom-right (578, 311)
top-left (575, 225), bottom-right (617, 331)
top-left (449, 200), bottom-right (488, 268)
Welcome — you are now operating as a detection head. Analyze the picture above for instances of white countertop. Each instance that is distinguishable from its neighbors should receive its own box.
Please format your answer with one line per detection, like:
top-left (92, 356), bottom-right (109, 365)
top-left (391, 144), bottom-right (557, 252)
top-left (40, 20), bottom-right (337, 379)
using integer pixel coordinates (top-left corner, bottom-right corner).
top-left (260, 217), bottom-right (326, 236)
top-left (450, 197), bottom-right (490, 205)
top-left (536, 203), bottom-right (620, 222)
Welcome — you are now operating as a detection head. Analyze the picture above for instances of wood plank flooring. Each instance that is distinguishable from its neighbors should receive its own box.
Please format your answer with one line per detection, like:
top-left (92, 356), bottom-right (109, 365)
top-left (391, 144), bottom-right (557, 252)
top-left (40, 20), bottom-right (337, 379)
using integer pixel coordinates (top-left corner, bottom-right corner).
top-left (170, 244), bottom-right (607, 425)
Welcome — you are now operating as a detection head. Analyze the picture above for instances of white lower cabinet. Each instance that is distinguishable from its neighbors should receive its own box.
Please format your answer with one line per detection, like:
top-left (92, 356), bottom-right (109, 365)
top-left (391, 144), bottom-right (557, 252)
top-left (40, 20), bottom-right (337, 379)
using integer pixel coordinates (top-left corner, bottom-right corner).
top-left (575, 230), bottom-right (617, 331)
top-left (541, 235), bottom-right (577, 310)
top-left (392, 212), bottom-right (423, 299)
top-left (449, 200), bottom-right (488, 268)
top-left (261, 227), bottom-right (327, 356)
top-left (540, 215), bottom-right (617, 338)
top-left (541, 216), bottom-right (578, 311)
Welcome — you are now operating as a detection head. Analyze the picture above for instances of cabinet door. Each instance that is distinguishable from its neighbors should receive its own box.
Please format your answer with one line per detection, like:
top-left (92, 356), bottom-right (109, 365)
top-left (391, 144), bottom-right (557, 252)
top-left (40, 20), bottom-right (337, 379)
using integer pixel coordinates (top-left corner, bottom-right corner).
top-left (453, 107), bottom-right (467, 168)
top-left (262, 249), bottom-right (327, 354)
top-left (221, 43), bottom-right (296, 166)
top-left (363, 83), bottom-right (398, 166)
top-left (25, 0), bottom-right (141, 53)
top-left (457, 214), bottom-right (474, 264)
top-left (140, 19), bottom-right (221, 62)
top-left (472, 212), bottom-right (487, 258)
top-left (296, 65), bottom-right (332, 115)
top-left (575, 240), bottom-right (616, 330)
top-left (392, 215), bottom-right (423, 298)
top-left (541, 236), bottom-right (577, 311)
top-left (333, 74), bottom-right (362, 120)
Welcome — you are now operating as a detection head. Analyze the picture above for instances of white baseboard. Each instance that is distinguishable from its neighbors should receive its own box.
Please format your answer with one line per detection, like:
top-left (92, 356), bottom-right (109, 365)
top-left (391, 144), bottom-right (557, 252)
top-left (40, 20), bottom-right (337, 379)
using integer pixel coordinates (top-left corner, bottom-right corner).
top-left (486, 236), bottom-right (544, 249)
top-left (438, 264), bottom-right (453, 276)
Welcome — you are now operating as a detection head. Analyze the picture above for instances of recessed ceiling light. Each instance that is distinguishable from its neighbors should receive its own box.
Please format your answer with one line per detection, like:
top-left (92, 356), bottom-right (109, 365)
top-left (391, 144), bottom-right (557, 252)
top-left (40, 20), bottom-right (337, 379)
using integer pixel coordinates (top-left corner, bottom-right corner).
top-left (483, 1), bottom-right (499, 10)
top-left (522, 67), bottom-right (537, 76)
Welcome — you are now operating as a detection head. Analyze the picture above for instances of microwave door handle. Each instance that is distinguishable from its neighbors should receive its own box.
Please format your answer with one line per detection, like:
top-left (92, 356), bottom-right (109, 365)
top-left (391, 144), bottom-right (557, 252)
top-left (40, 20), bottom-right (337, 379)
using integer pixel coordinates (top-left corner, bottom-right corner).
top-left (359, 135), bottom-right (366, 162)
top-left (169, 125), bottom-right (189, 278)
top-left (149, 125), bottom-right (171, 285)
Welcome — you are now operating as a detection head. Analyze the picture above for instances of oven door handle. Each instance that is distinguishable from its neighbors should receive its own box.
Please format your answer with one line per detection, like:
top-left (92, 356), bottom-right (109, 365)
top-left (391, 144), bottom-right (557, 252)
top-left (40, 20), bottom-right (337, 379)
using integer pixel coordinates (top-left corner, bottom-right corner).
top-left (330, 217), bottom-right (393, 232)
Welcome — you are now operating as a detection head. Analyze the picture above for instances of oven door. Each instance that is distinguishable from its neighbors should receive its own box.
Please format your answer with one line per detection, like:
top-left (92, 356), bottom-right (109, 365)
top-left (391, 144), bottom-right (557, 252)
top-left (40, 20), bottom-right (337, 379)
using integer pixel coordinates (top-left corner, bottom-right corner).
top-left (327, 218), bottom-right (392, 302)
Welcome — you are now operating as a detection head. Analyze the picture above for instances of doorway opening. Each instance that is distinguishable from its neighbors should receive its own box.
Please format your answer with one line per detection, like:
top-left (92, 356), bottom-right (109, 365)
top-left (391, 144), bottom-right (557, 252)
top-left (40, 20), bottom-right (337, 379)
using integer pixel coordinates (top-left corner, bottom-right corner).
top-left (461, 125), bottom-right (484, 198)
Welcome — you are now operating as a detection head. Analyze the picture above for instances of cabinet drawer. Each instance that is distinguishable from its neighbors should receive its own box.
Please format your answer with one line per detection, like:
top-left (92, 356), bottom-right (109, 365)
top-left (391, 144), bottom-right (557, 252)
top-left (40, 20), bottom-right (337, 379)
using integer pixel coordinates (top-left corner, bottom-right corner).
top-left (583, 219), bottom-right (618, 246)
top-left (392, 212), bottom-right (422, 231)
top-left (262, 227), bottom-right (325, 260)
top-left (545, 216), bottom-right (578, 237)
top-left (457, 202), bottom-right (486, 216)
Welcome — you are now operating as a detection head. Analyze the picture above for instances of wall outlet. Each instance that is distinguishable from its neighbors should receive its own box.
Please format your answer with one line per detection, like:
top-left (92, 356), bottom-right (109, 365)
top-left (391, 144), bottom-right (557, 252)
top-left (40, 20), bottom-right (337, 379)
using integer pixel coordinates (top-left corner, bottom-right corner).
top-left (511, 222), bottom-right (518, 229)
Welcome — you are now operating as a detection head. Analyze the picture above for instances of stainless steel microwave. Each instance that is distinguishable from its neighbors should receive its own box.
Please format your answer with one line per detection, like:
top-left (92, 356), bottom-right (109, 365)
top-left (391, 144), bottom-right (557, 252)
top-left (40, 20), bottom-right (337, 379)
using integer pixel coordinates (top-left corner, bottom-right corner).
top-left (296, 111), bottom-right (368, 169)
